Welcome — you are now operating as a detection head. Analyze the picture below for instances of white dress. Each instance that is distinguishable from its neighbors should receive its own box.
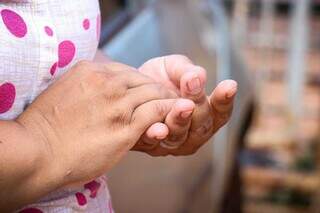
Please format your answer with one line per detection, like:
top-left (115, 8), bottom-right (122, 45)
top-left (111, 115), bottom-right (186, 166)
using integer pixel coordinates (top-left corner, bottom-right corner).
top-left (0, 0), bottom-right (113, 212)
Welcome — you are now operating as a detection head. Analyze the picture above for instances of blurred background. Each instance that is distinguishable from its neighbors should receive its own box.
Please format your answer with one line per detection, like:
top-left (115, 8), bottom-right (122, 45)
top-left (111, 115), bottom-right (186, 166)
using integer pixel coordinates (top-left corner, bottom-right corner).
top-left (98, 0), bottom-right (320, 212)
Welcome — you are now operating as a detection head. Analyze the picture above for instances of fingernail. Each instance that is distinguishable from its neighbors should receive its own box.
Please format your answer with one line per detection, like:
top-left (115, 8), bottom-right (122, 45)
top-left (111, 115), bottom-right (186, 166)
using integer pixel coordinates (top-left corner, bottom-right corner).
top-left (225, 80), bottom-right (238, 99)
top-left (180, 110), bottom-right (193, 118)
top-left (187, 77), bottom-right (202, 95)
top-left (226, 91), bottom-right (236, 99)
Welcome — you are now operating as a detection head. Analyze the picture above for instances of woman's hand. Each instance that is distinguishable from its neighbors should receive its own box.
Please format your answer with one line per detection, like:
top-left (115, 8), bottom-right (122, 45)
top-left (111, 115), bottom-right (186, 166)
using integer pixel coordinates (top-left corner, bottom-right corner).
top-left (15, 61), bottom-right (179, 203)
top-left (134, 55), bottom-right (237, 156)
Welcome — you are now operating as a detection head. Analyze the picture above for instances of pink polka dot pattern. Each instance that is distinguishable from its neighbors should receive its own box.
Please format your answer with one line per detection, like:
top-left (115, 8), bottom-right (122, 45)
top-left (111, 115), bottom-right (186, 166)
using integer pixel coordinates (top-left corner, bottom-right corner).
top-left (84, 180), bottom-right (101, 198)
top-left (58, 40), bottom-right (76, 68)
top-left (1, 9), bottom-right (27, 38)
top-left (96, 14), bottom-right (101, 41)
top-left (50, 62), bottom-right (57, 76)
top-left (75, 192), bottom-right (87, 206)
top-left (83, 18), bottom-right (90, 30)
top-left (19, 208), bottom-right (43, 213)
top-left (0, 82), bottom-right (16, 114)
top-left (44, 26), bottom-right (53, 36)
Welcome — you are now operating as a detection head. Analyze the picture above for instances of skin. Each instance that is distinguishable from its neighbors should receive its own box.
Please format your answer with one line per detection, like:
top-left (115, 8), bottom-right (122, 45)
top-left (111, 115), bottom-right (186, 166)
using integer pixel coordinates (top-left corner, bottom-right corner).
top-left (95, 52), bottom-right (238, 156)
top-left (0, 52), bottom-right (237, 211)
top-left (137, 55), bottom-right (237, 156)
top-left (0, 61), bottom-right (184, 212)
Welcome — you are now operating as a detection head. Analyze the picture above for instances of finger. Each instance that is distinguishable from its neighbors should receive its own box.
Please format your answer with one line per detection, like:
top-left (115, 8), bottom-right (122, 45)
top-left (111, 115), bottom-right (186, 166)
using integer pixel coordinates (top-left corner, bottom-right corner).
top-left (145, 122), bottom-right (169, 141)
top-left (141, 122), bottom-right (169, 147)
top-left (126, 83), bottom-right (178, 109)
top-left (189, 98), bottom-right (213, 138)
top-left (179, 67), bottom-right (207, 104)
top-left (160, 99), bottom-right (195, 149)
top-left (161, 55), bottom-right (207, 104)
top-left (162, 55), bottom-right (195, 87)
top-left (131, 99), bottom-right (176, 133)
top-left (210, 80), bottom-right (238, 130)
top-left (139, 55), bottom-right (193, 88)
top-left (187, 80), bottom-right (237, 139)
top-left (133, 126), bottom-right (171, 156)
top-left (140, 99), bottom-right (194, 149)
top-left (188, 80), bottom-right (237, 137)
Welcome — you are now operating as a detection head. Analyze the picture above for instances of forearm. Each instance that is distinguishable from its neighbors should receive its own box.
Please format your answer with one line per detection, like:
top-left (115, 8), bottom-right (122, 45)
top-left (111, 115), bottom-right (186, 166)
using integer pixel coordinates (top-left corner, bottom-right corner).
top-left (0, 120), bottom-right (60, 212)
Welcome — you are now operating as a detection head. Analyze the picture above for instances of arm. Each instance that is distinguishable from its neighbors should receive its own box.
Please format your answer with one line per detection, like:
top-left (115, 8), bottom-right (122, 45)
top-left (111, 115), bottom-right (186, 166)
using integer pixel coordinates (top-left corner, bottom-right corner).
top-left (0, 120), bottom-right (60, 212)
top-left (0, 60), bottom-right (178, 211)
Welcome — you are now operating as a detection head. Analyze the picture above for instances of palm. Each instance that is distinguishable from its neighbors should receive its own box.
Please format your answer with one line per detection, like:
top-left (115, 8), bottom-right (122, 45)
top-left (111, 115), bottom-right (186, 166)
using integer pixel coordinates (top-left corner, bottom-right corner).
top-left (133, 55), bottom-right (237, 156)
top-left (139, 58), bottom-right (180, 94)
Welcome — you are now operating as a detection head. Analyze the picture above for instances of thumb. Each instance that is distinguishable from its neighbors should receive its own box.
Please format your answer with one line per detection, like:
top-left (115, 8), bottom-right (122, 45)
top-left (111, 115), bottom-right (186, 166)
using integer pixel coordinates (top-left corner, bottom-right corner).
top-left (210, 80), bottom-right (238, 130)
top-left (131, 99), bottom-right (176, 134)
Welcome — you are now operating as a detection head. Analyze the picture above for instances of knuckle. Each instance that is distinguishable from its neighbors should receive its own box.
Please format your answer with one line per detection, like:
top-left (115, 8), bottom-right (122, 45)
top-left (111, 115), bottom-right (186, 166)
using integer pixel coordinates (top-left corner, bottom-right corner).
top-left (151, 84), bottom-right (172, 98)
top-left (214, 116), bottom-right (231, 131)
top-left (82, 64), bottom-right (123, 87)
top-left (110, 78), bottom-right (127, 92)
top-left (102, 84), bottom-right (126, 101)
top-left (155, 101), bottom-right (167, 117)
top-left (194, 125), bottom-right (211, 138)
top-left (83, 72), bottom-right (108, 92)
top-left (193, 117), bottom-right (214, 136)
top-left (173, 116), bottom-right (191, 126)
top-left (110, 107), bottom-right (131, 126)
top-left (218, 111), bottom-right (232, 123)
top-left (74, 60), bottom-right (93, 69)
top-left (90, 71), bottom-right (106, 81)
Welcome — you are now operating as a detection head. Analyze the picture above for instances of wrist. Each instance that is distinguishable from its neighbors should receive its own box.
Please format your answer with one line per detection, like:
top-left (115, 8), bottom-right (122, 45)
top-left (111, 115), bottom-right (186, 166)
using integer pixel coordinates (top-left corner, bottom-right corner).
top-left (16, 110), bottom-right (66, 195)
top-left (0, 119), bottom-right (63, 211)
